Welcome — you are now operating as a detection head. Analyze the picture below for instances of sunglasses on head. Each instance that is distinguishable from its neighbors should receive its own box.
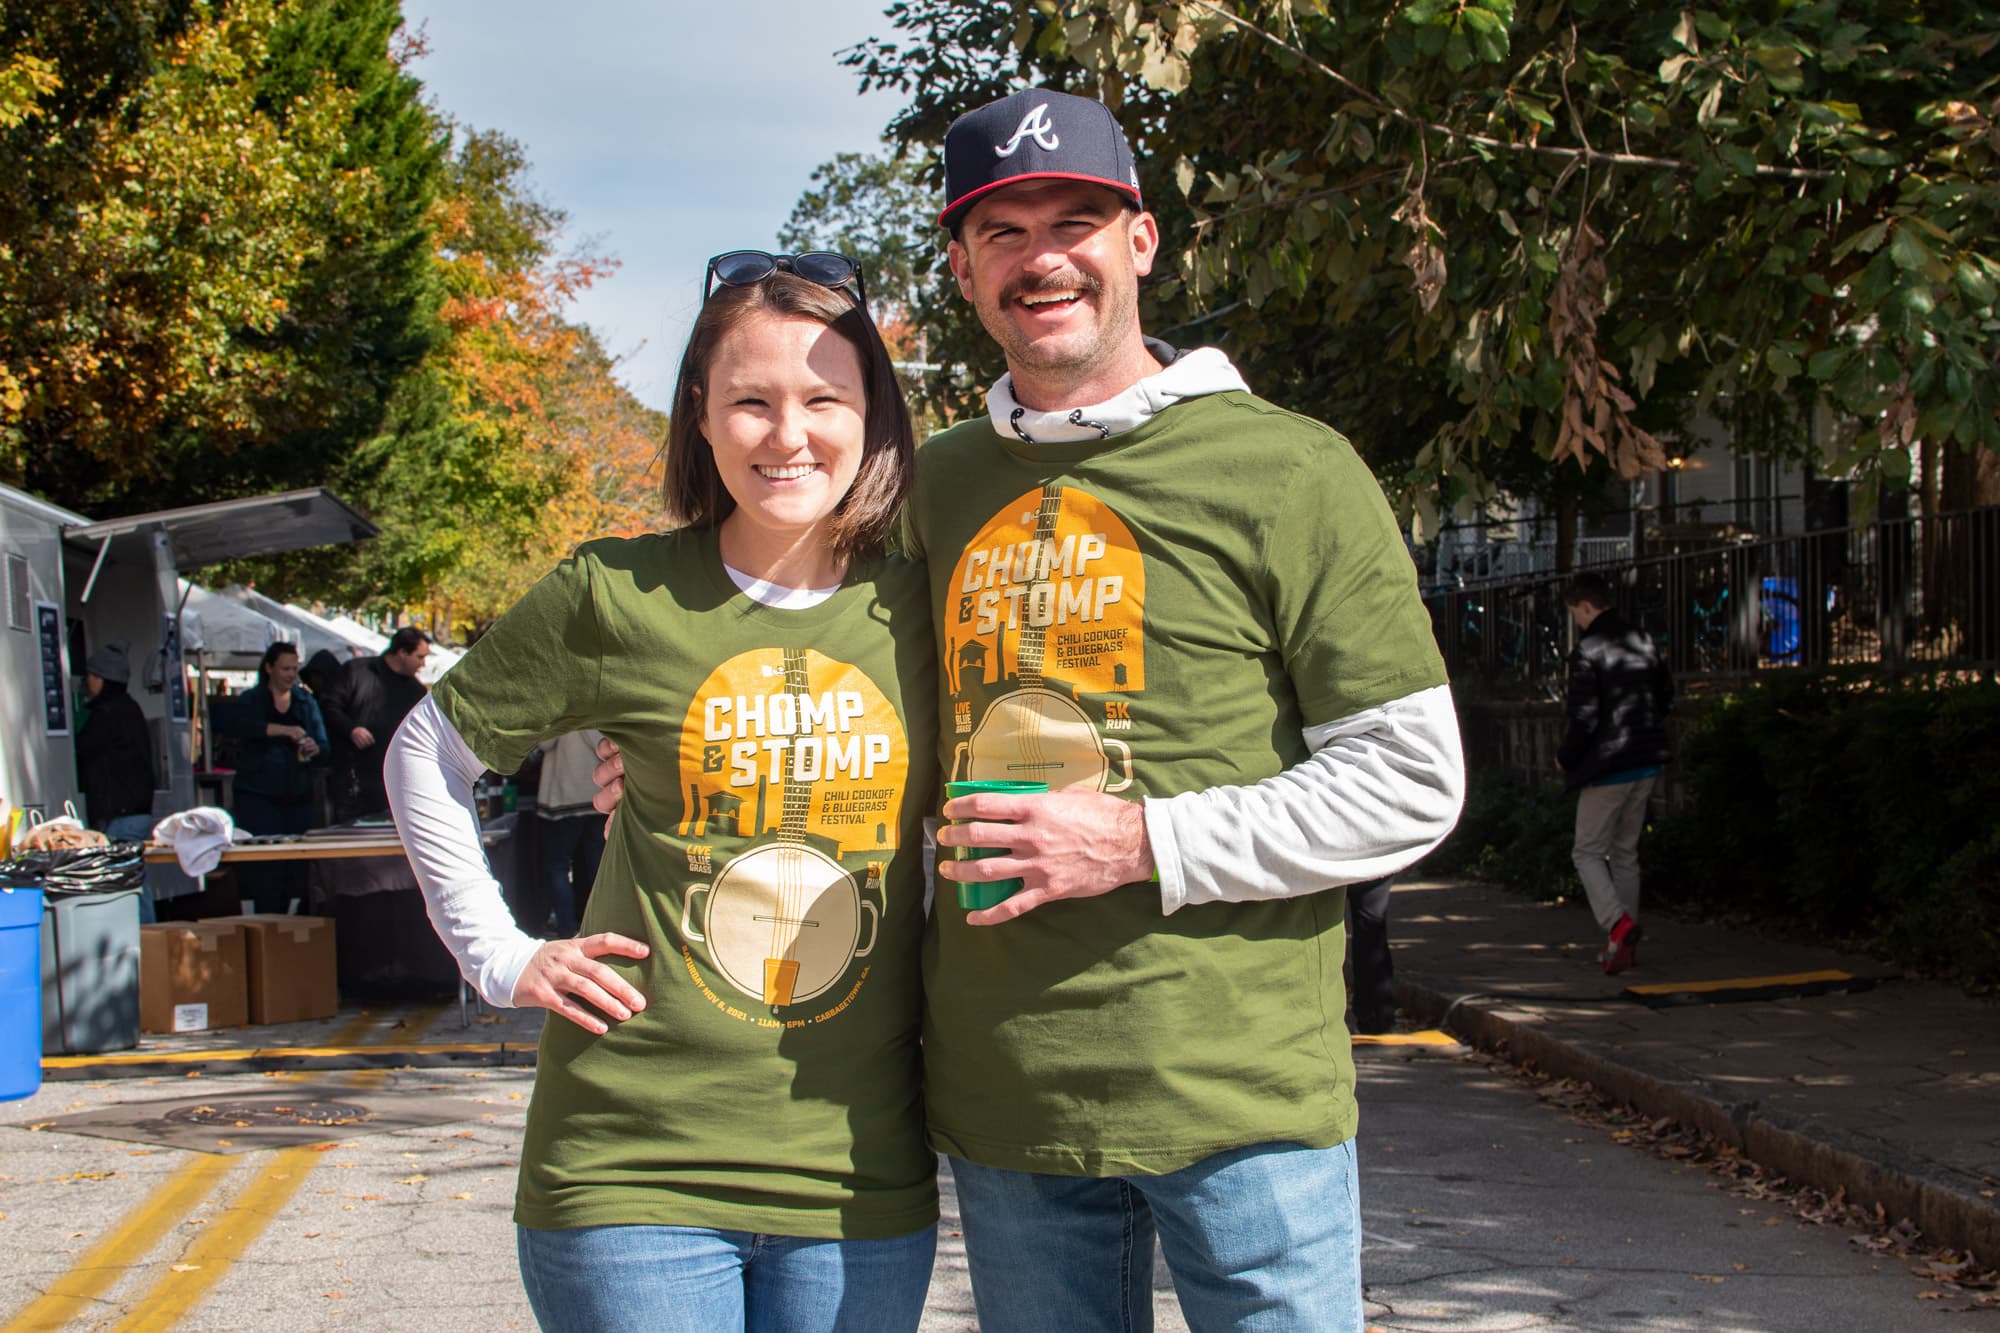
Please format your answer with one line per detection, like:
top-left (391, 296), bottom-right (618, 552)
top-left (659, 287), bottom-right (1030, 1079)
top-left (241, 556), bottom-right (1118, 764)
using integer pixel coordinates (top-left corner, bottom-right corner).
top-left (703, 250), bottom-right (867, 307)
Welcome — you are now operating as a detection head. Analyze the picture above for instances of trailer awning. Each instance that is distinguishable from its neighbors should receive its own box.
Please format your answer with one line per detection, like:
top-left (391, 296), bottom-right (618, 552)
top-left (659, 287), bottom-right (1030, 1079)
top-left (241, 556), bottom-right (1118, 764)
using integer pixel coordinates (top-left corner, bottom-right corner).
top-left (62, 488), bottom-right (377, 568)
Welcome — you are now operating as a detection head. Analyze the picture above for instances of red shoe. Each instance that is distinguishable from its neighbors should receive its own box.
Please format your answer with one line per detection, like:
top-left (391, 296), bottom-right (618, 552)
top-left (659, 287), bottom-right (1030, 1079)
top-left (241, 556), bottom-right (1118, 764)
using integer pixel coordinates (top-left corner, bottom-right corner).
top-left (1601, 915), bottom-right (1642, 975)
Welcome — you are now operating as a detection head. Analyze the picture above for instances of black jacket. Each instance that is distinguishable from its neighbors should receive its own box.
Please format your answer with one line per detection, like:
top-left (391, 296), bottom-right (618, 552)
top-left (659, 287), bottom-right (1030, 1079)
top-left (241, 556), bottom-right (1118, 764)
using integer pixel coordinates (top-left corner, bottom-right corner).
top-left (1557, 609), bottom-right (1673, 788)
top-left (75, 683), bottom-right (154, 825)
top-left (317, 654), bottom-right (427, 815)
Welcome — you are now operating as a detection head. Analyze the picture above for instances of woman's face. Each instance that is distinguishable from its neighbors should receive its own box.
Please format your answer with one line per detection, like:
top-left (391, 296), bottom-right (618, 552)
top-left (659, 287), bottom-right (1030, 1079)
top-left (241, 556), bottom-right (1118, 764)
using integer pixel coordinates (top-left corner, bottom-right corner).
top-left (700, 311), bottom-right (868, 569)
top-left (268, 652), bottom-right (300, 690)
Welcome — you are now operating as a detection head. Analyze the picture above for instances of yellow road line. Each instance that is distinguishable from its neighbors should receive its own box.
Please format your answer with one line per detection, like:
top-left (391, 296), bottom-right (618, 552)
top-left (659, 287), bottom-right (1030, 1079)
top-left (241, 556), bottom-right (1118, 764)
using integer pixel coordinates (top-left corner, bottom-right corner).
top-left (14, 1008), bottom-right (430, 1330)
top-left (102, 1146), bottom-right (327, 1333)
top-left (393, 1003), bottom-right (450, 1045)
top-left (1625, 969), bottom-right (1854, 996)
top-left (1352, 1029), bottom-right (1459, 1047)
top-left (0, 1156), bottom-right (236, 1333)
top-left (44, 1041), bottom-right (510, 1070)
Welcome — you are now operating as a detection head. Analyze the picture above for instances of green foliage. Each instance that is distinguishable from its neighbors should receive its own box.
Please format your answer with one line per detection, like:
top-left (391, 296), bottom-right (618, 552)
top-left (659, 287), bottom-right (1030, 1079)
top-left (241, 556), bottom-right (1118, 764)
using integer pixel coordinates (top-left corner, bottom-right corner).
top-left (0, 0), bottom-right (445, 514)
top-left (779, 148), bottom-right (935, 328)
top-left (1420, 769), bottom-right (1580, 902)
top-left (840, 0), bottom-right (2000, 516)
top-left (1642, 675), bottom-right (2000, 988)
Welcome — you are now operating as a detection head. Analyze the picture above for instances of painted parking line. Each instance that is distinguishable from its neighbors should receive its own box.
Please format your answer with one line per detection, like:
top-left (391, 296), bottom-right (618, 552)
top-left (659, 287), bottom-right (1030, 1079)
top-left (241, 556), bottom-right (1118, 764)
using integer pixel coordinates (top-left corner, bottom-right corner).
top-left (103, 1145), bottom-right (328, 1333)
top-left (9, 1009), bottom-right (442, 1330)
top-left (0, 1156), bottom-right (238, 1333)
top-left (1625, 969), bottom-right (1854, 995)
top-left (1352, 1029), bottom-right (1459, 1048)
top-left (1623, 969), bottom-right (1881, 1008)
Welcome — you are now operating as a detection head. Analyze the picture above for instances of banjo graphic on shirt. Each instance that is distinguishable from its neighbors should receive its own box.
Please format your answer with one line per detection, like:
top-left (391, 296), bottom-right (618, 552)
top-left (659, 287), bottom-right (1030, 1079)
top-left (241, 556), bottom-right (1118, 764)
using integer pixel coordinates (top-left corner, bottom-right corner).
top-left (950, 482), bottom-right (1145, 793)
top-left (678, 646), bottom-right (904, 1010)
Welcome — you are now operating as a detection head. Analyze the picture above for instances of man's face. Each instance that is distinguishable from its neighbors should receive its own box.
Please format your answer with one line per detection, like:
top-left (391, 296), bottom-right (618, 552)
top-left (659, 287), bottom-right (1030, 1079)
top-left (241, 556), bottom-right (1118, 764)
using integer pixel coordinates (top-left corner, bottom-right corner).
top-left (388, 641), bottom-right (430, 678)
top-left (946, 179), bottom-right (1158, 398)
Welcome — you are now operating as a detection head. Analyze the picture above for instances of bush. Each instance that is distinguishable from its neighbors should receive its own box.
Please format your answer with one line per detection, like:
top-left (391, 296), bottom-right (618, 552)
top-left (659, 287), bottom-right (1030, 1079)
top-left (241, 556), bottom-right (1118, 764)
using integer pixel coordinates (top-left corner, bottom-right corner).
top-left (1648, 674), bottom-right (2000, 987)
top-left (1427, 675), bottom-right (2000, 989)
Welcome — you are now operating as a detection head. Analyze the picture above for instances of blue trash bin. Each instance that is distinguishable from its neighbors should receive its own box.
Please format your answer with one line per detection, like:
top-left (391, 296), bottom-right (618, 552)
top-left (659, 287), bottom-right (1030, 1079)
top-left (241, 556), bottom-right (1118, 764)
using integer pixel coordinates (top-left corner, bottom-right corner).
top-left (1, 886), bottom-right (43, 1101)
top-left (1761, 576), bottom-right (1801, 663)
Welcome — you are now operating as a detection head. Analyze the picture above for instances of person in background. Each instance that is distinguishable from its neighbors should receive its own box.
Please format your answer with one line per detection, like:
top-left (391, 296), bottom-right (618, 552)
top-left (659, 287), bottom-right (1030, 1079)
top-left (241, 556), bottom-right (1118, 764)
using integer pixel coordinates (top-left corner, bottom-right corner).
top-left (215, 642), bottom-right (329, 914)
top-left (1556, 572), bottom-right (1674, 975)
top-left (1346, 875), bottom-right (1398, 1035)
top-left (299, 647), bottom-right (344, 702)
top-left (319, 627), bottom-right (431, 821)
top-left (76, 640), bottom-right (154, 835)
top-left (75, 640), bottom-right (157, 919)
top-left (533, 729), bottom-right (607, 938)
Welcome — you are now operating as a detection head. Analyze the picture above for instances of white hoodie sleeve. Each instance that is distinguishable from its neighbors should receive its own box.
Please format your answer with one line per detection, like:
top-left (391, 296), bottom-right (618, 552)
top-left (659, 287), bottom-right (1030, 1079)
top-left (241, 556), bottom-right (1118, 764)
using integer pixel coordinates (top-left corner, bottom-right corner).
top-left (1143, 683), bottom-right (1465, 914)
top-left (383, 697), bottom-right (543, 1005)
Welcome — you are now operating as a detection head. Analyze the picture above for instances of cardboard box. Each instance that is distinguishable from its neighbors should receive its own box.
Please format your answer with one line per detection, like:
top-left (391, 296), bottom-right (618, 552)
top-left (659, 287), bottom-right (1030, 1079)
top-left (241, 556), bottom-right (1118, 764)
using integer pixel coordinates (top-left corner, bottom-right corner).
top-left (139, 922), bottom-right (248, 1034)
top-left (212, 914), bottom-right (339, 1025)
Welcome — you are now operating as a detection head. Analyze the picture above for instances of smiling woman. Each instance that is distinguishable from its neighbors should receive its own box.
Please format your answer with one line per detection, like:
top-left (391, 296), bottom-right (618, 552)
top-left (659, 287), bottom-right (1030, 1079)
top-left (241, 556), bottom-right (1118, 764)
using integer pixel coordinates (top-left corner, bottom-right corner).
top-left (384, 256), bottom-right (939, 1332)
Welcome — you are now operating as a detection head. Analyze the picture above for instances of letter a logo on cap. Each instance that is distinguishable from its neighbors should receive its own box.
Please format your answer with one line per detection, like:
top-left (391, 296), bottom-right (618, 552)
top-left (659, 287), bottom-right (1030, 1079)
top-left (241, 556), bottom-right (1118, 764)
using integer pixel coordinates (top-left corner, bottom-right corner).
top-left (994, 103), bottom-right (1060, 158)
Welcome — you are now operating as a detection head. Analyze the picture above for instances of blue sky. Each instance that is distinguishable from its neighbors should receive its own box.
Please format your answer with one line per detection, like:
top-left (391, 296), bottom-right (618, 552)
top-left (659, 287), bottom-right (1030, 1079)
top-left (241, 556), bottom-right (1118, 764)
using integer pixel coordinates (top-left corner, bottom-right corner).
top-left (403, 1), bottom-right (914, 411)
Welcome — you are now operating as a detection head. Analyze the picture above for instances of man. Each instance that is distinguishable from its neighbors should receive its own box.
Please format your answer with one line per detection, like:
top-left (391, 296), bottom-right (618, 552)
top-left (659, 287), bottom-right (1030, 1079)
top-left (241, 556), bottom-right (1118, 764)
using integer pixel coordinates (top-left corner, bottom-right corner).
top-left (595, 89), bottom-right (1463, 1331)
top-left (531, 729), bottom-right (606, 937)
top-left (319, 627), bottom-right (431, 821)
top-left (1555, 572), bottom-right (1672, 975)
top-left (75, 639), bottom-right (155, 842)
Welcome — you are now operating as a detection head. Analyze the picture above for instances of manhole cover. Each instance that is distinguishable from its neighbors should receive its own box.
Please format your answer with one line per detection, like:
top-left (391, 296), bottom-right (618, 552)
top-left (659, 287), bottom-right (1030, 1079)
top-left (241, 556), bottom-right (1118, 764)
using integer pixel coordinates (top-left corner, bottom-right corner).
top-left (165, 1099), bottom-right (374, 1130)
top-left (19, 1086), bottom-right (503, 1154)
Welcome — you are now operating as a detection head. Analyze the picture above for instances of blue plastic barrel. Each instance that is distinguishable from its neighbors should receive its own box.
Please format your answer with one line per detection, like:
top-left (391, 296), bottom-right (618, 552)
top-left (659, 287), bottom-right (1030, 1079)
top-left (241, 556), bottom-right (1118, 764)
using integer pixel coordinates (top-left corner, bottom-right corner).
top-left (1761, 576), bottom-right (1801, 663)
top-left (0, 887), bottom-right (43, 1101)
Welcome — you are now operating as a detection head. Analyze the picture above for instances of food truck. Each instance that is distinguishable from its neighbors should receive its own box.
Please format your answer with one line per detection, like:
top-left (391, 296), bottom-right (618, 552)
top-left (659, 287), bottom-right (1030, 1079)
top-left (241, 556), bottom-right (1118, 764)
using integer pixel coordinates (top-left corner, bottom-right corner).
top-left (1, 483), bottom-right (377, 837)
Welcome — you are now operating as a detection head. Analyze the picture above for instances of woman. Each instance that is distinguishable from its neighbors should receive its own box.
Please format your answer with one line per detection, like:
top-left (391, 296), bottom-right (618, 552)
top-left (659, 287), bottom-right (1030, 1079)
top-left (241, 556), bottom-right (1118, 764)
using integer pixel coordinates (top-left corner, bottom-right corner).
top-left (386, 253), bottom-right (938, 1333)
top-left (215, 641), bottom-right (328, 913)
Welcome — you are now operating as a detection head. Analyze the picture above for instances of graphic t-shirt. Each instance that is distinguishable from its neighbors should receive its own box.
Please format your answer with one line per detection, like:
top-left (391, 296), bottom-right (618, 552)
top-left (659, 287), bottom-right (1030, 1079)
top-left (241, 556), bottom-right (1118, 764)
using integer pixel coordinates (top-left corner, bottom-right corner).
top-left (432, 528), bottom-right (939, 1238)
top-left (905, 389), bottom-right (1447, 1176)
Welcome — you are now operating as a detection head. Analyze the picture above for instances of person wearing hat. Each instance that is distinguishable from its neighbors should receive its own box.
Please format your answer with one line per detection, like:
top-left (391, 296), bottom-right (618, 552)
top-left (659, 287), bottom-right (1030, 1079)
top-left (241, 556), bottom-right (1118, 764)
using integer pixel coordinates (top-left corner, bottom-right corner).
top-left (75, 640), bottom-right (158, 912)
top-left (909, 90), bottom-right (1464, 1331)
top-left (589, 87), bottom-right (1466, 1330)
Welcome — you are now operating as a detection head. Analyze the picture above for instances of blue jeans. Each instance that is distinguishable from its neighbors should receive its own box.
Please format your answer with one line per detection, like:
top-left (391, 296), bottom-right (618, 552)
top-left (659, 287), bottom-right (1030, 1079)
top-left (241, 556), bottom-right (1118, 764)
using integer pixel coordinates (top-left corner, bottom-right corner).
top-left (950, 1140), bottom-right (1362, 1333)
top-left (515, 1222), bottom-right (936, 1333)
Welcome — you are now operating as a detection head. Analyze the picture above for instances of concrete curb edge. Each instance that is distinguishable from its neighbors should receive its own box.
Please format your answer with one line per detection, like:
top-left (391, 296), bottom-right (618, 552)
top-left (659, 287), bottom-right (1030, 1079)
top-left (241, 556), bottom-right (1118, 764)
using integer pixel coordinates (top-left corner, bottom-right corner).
top-left (1395, 972), bottom-right (2000, 1262)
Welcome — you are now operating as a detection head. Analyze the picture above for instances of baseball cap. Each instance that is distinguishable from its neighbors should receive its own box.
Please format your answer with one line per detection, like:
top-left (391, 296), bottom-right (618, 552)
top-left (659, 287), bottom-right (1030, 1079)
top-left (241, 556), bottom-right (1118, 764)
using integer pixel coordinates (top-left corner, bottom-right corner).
top-left (939, 88), bottom-right (1143, 231)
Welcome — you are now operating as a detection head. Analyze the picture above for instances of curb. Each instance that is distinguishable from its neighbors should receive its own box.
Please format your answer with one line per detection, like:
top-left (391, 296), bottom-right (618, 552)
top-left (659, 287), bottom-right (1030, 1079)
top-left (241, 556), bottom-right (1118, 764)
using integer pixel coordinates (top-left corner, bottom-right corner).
top-left (1396, 971), bottom-right (2000, 1262)
top-left (40, 1042), bottom-right (539, 1082)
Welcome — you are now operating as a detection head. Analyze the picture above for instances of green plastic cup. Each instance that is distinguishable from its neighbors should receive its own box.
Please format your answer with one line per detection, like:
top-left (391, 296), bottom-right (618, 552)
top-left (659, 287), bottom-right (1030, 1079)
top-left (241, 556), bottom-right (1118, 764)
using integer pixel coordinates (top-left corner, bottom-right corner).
top-left (945, 779), bottom-right (1048, 910)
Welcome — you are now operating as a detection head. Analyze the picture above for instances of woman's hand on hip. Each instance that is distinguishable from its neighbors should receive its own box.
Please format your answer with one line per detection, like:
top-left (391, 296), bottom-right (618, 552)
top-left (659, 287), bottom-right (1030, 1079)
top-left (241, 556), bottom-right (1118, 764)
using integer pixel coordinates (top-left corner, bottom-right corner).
top-left (512, 933), bottom-right (651, 1035)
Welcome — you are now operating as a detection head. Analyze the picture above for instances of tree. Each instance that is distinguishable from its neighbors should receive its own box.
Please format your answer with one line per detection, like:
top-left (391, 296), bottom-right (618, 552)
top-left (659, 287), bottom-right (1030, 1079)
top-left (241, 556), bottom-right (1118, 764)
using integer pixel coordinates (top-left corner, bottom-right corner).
top-left (267, 126), bottom-right (664, 631)
top-left (0, 0), bottom-right (381, 508)
top-left (840, 1), bottom-right (2000, 531)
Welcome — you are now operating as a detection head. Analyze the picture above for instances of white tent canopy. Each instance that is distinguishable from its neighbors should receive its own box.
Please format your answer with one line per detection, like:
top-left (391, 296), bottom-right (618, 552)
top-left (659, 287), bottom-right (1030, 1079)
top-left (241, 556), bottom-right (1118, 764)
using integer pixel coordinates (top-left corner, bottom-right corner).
top-left (216, 585), bottom-right (375, 664)
top-left (177, 580), bottom-right (284, 669)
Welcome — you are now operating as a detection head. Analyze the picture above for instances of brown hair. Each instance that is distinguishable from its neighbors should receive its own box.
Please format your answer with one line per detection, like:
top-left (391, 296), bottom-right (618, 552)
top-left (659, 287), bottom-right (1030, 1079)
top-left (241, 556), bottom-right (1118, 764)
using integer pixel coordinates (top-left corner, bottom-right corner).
top-left (662, 273), bottom-right (915, 561)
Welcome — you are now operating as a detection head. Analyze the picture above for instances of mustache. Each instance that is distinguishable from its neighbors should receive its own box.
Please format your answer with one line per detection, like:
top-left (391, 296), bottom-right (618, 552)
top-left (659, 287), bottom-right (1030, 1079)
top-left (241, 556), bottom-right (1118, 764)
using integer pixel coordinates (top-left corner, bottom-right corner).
top-left (1004, 272), bottom-right (1103, 303)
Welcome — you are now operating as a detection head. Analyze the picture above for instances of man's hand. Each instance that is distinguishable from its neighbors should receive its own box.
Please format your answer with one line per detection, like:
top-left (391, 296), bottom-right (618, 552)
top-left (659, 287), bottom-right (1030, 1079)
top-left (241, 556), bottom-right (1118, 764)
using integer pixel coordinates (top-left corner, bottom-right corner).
top-left (935, 789), bottom-right (1154, 925)
top-left (511, 932), bottom-right (651, 1035)
top-left (351, 726), bottom-right (376, 750)
top-left (591, 735), bottom-right (625, 836)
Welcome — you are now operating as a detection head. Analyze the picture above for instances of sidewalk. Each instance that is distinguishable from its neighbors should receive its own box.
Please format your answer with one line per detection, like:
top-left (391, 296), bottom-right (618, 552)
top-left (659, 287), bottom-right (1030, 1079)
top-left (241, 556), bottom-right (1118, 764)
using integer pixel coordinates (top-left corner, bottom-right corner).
top-left (1388, 877), bottom-right (2000, 1261)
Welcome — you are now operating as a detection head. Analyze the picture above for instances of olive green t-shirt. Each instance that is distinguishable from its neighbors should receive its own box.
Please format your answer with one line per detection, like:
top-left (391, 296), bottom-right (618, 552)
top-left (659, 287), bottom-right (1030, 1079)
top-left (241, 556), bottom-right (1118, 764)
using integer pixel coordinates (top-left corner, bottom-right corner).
top-left (432, 528), bottom-right (939, 1238)
top-left (905, 389), bottom-right (1447, 1176)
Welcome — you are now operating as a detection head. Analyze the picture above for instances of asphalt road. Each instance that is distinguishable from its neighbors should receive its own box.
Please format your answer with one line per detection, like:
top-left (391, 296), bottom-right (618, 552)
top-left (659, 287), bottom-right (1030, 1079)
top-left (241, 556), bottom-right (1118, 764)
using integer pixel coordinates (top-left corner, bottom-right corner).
top-left (1, 1040), bottom-right (1983, 1331)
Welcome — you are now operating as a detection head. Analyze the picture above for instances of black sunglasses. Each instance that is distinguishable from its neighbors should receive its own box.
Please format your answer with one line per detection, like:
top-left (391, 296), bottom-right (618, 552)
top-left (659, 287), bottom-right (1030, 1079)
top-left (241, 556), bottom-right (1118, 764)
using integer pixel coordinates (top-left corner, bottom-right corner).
top-left (703, 250), bottom-right (867, 308)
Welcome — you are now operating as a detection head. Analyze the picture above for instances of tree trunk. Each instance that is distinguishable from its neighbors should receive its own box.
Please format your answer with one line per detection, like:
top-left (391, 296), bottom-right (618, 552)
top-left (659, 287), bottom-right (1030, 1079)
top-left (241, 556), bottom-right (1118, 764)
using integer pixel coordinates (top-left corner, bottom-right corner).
top-left (1555, 498), bottom-right (1578, 575)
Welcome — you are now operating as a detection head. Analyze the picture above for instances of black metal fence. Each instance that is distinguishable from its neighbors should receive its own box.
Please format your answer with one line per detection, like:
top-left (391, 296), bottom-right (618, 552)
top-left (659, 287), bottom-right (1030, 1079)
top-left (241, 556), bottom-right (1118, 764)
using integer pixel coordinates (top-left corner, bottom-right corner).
top-left (1427, 505), bottom-right (2000, 696)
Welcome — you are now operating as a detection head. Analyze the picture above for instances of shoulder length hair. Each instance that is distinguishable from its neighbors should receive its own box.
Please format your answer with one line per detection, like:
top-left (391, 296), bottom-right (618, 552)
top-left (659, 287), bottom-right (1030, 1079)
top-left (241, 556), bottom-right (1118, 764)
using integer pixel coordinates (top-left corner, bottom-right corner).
top-left (662, 273), bottom-right (916, 561)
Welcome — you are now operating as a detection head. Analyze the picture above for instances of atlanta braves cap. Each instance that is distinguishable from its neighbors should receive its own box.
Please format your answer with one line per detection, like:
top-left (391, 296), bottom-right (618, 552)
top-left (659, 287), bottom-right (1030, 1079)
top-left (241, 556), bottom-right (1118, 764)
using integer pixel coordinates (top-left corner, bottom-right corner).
top-left (938, 88), bottom-right (1143, 231)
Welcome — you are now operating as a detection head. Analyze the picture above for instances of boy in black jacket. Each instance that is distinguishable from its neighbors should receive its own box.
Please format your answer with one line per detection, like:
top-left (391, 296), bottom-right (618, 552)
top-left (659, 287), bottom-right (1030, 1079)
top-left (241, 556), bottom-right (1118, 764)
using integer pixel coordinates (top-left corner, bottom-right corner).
top-left (1556, 574), bottom-right (1673, 974)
